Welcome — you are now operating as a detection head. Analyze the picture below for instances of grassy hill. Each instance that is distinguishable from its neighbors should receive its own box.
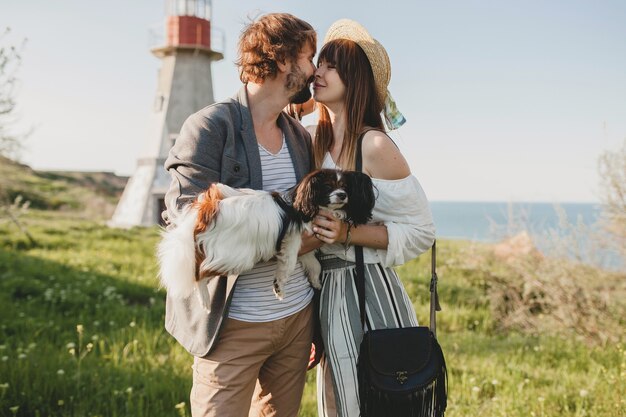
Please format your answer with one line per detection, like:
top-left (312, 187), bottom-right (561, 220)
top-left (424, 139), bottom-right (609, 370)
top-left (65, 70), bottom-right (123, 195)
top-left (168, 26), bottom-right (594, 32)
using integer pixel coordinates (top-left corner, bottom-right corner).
top-left (0, 165), bottom-right (624, 416)
top-left (0, 156), bottom-right (127, 219)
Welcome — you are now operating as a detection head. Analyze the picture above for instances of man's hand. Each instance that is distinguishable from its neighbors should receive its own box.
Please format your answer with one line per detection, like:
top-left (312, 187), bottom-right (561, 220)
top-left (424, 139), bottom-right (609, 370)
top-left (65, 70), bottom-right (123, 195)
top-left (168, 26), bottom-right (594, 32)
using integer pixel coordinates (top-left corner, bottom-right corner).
top-left (307, 341), bottom-right (323, 370)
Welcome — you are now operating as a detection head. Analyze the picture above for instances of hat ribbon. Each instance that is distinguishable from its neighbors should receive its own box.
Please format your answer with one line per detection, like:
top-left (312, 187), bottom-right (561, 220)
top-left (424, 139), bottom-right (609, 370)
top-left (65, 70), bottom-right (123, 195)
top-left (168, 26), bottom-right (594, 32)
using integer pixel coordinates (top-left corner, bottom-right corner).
top-left (383, 90), bottom-right (406, 130)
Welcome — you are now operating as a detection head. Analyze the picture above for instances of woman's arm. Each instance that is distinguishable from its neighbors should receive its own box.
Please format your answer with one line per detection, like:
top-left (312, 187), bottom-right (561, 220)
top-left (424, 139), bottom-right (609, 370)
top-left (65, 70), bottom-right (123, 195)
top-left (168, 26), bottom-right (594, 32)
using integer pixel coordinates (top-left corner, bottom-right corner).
top-left (361, 130), bottom-right (411, 180)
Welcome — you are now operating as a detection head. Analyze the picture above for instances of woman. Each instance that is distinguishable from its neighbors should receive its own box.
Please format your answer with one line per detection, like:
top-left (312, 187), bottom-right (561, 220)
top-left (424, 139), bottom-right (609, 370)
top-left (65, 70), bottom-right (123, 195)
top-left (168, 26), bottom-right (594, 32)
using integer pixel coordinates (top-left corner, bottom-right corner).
top-left (308, 19), bottom-right (436, 417)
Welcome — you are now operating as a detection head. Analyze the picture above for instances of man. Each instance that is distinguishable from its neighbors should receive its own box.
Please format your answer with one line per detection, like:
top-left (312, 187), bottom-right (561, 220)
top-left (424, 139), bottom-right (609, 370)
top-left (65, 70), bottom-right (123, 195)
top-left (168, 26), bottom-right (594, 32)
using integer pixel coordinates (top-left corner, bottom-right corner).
top-left (162, 13), bottom-right (318, 417)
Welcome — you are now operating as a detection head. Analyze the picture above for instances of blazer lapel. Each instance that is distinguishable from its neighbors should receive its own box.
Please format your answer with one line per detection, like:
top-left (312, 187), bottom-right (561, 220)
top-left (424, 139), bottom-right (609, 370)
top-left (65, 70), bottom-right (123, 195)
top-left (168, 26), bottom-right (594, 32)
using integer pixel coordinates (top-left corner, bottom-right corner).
top-left (236, 86), bottom-right (263, 190)
top-left (278, 112), bottom-right (309, 182)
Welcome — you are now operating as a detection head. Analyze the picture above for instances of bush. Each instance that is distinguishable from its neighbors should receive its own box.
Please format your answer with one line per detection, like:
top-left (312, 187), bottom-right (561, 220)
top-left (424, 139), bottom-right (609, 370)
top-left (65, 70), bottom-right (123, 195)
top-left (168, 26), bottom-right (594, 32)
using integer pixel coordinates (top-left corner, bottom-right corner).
top-left (598, 140), bottom-right (626, 259)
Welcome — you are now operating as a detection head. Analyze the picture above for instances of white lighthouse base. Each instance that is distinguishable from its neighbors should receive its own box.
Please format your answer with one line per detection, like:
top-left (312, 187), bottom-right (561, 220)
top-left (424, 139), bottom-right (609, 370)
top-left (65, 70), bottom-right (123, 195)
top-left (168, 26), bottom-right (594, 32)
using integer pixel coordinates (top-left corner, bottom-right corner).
top-left (108, 158), bottom-right (169, 228)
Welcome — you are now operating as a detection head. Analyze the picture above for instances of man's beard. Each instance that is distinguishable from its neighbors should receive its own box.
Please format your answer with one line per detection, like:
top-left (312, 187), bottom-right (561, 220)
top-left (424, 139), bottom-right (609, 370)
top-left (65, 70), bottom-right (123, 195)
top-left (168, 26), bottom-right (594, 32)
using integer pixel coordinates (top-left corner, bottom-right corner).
top-left (290, 83), bottom-right (313, 104)
top-left (287, 67), bottom-right (314, 104)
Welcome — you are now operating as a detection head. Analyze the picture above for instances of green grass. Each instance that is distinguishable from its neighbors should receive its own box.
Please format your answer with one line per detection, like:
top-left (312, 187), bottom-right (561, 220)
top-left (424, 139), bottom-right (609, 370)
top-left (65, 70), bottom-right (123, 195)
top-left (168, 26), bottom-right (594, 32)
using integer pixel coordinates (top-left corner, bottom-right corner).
top-left (0, 211), bottom-right (624, 416)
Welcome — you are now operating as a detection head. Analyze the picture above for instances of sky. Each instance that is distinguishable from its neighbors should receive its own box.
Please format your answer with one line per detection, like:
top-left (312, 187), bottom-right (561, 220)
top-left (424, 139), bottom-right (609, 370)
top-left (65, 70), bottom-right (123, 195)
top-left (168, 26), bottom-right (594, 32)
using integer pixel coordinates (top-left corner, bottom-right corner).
top-left (2, 0), bottom-right (625, 203)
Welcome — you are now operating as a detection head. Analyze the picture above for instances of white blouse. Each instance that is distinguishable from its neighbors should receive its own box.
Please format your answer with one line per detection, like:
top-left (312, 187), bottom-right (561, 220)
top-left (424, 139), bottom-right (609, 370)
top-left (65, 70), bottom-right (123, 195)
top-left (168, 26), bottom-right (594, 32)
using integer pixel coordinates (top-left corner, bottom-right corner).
top-left (321, 153), bottom-right (435, 267)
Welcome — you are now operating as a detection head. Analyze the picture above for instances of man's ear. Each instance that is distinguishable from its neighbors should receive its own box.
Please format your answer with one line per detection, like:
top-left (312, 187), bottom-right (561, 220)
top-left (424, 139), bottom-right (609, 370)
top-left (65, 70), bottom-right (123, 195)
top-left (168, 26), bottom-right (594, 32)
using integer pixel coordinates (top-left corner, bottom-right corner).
top-left (276, 60), bottom-right (289, 73)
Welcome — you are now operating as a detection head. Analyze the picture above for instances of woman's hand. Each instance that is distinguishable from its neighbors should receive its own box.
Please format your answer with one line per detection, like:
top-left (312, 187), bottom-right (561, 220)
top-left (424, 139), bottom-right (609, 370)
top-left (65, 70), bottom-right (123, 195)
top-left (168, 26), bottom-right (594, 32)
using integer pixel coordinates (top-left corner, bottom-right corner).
top-left (285, 98), bottom-right (316, 121)
top-left (312, 209), bottom-right (348, 244)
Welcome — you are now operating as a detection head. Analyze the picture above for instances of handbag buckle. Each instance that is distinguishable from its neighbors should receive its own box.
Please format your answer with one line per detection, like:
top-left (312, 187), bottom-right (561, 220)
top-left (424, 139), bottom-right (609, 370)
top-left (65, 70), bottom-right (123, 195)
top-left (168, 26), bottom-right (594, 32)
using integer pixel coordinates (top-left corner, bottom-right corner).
top-left (396, 371), bottom-right (408, 384)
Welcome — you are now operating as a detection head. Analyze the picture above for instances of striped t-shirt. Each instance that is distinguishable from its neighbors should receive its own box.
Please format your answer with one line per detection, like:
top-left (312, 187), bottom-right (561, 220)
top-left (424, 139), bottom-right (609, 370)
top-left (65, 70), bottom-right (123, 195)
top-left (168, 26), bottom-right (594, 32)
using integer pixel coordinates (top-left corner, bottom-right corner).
top-left (228, 135), bottom-right (314, 322)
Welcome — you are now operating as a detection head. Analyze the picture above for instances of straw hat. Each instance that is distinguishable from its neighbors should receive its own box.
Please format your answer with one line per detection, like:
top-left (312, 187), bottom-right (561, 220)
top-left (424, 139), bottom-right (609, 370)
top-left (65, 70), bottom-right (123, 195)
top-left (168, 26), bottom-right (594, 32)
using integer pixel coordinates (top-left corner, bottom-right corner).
top-left (323, 19), bottom-right (391, 106)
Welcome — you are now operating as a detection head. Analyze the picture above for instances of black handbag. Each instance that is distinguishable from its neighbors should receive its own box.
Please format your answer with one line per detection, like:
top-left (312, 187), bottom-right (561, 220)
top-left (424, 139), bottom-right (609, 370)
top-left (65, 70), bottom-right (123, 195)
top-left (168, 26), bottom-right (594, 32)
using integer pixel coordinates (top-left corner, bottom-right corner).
top-left (355, 242), bottom-right (448, 417)
top-left (354, 132), bottom-right (448, 417)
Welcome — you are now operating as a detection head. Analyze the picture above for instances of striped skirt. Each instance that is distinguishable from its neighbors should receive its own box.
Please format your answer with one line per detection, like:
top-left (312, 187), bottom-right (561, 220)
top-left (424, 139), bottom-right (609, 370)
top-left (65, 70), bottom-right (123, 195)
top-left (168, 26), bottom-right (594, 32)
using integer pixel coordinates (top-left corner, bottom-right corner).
top-left (316, 255), bottom-right (419, 417)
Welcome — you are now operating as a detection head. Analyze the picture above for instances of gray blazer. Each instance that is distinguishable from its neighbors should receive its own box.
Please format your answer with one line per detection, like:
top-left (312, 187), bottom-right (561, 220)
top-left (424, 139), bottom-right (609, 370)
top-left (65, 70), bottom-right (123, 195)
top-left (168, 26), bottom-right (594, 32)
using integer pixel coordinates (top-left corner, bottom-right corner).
top-left (162, 86), bottom-right (313, 357)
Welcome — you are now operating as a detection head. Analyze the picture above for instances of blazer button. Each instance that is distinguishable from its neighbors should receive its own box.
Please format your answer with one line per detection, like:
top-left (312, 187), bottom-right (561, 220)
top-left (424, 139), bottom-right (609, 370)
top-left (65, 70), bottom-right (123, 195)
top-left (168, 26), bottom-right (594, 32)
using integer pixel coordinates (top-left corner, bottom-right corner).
top-left (234, 164), bottom-right (240, 173)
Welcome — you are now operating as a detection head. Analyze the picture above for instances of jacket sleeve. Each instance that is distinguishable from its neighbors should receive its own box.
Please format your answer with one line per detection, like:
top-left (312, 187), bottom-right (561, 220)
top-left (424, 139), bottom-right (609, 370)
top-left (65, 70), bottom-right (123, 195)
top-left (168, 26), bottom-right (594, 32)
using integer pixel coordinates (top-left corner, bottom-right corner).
top-left (373, 176), bottom-right (436, 267)
top-left (162, 111), bottom-right (225, 227)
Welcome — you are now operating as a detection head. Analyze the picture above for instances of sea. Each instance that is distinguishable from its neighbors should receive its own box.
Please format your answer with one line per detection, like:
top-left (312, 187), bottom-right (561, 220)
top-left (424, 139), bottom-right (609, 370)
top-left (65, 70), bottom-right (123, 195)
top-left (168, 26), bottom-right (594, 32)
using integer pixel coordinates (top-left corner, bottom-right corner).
top-left (429, 201), bottom-right (623, 271)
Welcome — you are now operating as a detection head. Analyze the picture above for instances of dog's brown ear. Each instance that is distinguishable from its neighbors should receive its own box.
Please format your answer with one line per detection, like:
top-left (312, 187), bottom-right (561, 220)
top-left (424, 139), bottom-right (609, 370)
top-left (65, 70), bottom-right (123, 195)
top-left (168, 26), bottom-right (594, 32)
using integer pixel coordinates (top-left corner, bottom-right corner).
top-left (194, 184), bottom-right (222, 236)
top-left (193, 185), bottom-right (223, 282)
top-left (345, 172), bottom-right (376, 225)
top-left (197, 267), bottom-right (221, 282)
top-left (293, 170), bottom-right (321, 221)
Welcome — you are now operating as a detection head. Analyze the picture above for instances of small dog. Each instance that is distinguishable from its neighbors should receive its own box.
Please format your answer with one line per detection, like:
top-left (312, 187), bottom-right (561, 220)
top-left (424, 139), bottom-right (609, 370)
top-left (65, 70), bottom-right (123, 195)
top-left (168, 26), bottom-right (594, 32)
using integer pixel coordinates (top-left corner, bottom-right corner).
top-left (158, 169), bottom-right (375, 305)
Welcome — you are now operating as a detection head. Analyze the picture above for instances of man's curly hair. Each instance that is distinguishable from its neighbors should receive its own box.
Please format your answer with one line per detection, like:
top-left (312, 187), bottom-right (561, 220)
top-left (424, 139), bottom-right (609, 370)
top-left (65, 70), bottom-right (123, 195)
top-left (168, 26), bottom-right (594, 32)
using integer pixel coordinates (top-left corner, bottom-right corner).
top-left (236, 13), bottom-right (316, 84)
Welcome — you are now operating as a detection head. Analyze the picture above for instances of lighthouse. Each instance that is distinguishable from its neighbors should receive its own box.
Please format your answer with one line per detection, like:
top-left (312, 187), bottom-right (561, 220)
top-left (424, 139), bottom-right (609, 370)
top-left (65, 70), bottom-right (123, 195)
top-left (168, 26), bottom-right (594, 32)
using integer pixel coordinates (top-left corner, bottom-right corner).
top-left (110, 0), bottom-right (223, 228)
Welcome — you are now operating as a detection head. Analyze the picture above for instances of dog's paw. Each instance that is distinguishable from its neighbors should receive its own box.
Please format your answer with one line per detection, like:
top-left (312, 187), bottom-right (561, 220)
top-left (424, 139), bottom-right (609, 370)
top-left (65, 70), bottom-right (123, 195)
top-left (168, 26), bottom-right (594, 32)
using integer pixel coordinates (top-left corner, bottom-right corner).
top-left (299, 253), bottom-right (321, 290)
top-left (273, 280), bottom-right (285, 300)
top-left (309, 276), bottom-right (322, 290)
top-left (306, 264), bottom-right (322, 289)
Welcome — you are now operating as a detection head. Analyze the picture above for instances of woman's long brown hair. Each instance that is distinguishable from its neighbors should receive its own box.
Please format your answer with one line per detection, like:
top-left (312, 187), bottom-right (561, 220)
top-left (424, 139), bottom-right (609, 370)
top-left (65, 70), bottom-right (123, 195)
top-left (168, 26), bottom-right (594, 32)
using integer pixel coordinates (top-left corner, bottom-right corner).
top-left (313, 39), bottom-right (385, 170)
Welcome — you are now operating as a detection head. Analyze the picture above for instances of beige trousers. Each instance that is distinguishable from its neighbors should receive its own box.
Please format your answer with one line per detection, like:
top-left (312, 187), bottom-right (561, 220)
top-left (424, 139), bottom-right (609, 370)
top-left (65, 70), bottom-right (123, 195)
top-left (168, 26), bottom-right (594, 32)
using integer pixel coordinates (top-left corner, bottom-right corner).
top-left (190, 303), bottom-right (314, 417)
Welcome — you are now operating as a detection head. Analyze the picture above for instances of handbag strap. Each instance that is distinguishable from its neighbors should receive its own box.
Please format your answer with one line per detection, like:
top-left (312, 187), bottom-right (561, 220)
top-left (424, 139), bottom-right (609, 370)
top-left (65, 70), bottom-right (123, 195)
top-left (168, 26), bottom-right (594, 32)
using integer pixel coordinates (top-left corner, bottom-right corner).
top-left (355, 131), bottom-right (368, 328)
top-left (429, 240), bottom-right (441, 337)
top-left (353, 130), bottom-right (440, 335)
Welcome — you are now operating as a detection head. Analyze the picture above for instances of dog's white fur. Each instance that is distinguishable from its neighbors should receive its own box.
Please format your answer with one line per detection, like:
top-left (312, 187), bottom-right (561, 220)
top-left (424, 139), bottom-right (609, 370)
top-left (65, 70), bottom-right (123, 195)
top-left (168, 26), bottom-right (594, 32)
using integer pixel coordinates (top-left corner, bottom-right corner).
top-left (157, 205), bottom-right (199, 299)
top-left (157, 169), bottom-right (375, 309)
top-left (158, 183), bottom-right (323, 306)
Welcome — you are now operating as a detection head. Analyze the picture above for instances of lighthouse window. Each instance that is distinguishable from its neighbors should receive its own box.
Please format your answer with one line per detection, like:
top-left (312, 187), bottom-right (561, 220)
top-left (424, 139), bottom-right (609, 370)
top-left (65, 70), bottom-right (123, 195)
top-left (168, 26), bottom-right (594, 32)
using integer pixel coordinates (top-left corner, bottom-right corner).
top-left (198, 0), bottom-right (211, 19)
top-left (168, 0), bottom-right (211, 19)
top-left (176, 0), bottom-right (187, 15)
